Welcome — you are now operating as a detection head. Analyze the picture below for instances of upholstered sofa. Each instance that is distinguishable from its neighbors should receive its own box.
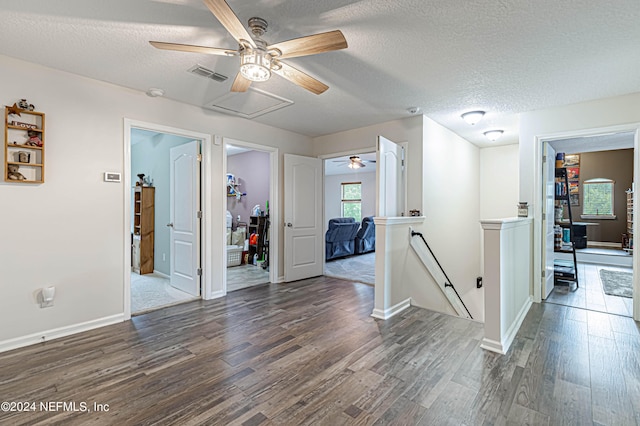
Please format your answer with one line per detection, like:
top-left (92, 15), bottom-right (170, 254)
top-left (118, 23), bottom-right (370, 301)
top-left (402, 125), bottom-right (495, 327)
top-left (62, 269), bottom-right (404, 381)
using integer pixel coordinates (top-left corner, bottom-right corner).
top-left (355, 216), bottom-right (375, 254)
top-left (325, 217), bottom-right (361, 260)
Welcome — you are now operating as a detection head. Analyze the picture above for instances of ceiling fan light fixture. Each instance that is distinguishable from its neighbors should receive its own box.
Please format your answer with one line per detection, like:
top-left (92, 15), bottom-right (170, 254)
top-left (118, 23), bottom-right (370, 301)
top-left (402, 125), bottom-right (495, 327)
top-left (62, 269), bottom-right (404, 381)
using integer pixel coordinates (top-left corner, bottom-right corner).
top-left (348, 161), bottom-right (363, 169)
top-left (240, 48), bottom-right (272, 82)
top-left (461, 110), bottom-right (485, 125)
top-left (484, 130), bottom-right (504, 141)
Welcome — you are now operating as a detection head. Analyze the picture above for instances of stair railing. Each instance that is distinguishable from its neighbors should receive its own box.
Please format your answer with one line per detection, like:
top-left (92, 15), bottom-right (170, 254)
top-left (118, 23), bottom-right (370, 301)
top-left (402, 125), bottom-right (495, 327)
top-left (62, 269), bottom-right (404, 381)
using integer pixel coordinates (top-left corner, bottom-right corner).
top-left (410, 229), bottom-right (473, 319)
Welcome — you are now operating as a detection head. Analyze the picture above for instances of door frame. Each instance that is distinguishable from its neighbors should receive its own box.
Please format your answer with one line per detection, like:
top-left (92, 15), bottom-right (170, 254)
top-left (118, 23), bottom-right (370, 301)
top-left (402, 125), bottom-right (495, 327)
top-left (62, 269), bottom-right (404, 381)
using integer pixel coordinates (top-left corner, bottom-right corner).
top-left (123, 119), bottom-right (212, 320)
top-left (320, 148), bottom-right (376, 272)
top-left (532, 122), bottom-right (640, 321)
top-left (222, 138), bottom-right (279, 287)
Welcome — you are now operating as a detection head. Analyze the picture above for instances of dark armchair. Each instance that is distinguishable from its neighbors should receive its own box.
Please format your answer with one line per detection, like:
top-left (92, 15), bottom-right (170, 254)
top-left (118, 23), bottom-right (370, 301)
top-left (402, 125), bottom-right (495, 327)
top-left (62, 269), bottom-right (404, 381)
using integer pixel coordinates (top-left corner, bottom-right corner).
top-left (325, 218), bottom-right (361, 261)
top-left (355, 216), bottom-right (375, 254)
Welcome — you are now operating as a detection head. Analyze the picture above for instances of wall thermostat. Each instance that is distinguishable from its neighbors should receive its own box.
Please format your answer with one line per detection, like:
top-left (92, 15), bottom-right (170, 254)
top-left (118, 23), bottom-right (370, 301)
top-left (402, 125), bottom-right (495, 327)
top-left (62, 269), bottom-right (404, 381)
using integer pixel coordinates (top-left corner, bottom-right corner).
top-left (104, 172), bottom-right (121, 182)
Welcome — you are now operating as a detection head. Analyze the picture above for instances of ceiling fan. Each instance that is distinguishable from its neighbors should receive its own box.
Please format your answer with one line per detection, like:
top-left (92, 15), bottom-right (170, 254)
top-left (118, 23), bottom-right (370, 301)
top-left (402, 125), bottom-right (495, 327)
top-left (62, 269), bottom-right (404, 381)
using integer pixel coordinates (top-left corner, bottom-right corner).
top-left (149, 0), bottom-right (347, 95)
top-left (333, 155), bottom-right (376, 169)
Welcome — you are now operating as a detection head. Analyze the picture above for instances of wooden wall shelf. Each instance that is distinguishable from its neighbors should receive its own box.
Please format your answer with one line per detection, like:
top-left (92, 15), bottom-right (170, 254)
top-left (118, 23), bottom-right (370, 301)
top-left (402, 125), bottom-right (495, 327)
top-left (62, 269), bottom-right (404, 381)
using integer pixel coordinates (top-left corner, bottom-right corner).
top-left (4, 107), bottom-right (45, 184)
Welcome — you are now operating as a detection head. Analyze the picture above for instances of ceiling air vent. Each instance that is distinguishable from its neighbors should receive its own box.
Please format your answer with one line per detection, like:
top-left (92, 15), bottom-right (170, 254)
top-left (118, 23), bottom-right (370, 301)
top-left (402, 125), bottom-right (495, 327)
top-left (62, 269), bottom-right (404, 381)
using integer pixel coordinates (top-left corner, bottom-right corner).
top-left (187, 64), bottom-right (228, 82)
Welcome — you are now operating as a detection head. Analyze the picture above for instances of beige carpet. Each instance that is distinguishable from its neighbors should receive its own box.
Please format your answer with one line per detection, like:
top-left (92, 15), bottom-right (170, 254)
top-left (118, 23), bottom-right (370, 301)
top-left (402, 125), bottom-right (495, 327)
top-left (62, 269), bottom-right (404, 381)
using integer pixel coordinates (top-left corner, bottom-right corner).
top-left (131, 272), bottom-right (197, 314)
top-left (324, 252), bottom-right (375, 285)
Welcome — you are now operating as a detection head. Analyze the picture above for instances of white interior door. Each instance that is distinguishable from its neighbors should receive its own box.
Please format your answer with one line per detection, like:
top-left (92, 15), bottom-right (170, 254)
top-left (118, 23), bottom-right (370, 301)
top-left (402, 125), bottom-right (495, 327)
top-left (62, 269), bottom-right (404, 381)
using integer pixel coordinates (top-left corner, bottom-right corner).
top-left (543, 142), bottom-right (556, 299)
top-left (169, 141), bottom-right (201, 296)
top-left (284, 153), bottom-right (323, 282)
top-left (376, 135), bottom-right (405, 216)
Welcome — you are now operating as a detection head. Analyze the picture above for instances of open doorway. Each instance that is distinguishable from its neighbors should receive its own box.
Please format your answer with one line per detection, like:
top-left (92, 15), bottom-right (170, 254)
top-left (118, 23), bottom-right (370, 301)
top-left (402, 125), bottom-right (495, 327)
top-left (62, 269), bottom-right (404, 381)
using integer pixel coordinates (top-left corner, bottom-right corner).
top-left (124, 121), bottom-right (209, 317)
top-left (224, 139), bottom-right (277, 292)
top-left (323, 152), bottom-right (377, 285)
top-left (542, 131), bottom-right (635, 317)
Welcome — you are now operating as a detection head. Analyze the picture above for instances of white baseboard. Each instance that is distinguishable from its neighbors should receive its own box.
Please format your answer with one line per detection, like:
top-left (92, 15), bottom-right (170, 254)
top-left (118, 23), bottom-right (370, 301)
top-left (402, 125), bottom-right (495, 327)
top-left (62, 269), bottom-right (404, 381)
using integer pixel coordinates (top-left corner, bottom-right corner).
top-left (480, 338), bottom-right (505, 354)
top-left (153, 270), bottom-right (170, 279)
top-left (481, 297), bottom-right (532, 355)
top-left (0, 314), bottom-right (125, 354)
top-left (205, 290), bottom-right (226, 300)
top-left (371, 298), bottom-right (411, 320)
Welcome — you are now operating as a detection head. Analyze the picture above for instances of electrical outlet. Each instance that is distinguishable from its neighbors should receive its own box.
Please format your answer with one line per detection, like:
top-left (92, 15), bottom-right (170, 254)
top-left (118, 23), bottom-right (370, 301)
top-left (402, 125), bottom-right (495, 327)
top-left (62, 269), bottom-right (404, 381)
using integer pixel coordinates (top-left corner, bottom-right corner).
top-left (476, 277), bottom-right (483, 288)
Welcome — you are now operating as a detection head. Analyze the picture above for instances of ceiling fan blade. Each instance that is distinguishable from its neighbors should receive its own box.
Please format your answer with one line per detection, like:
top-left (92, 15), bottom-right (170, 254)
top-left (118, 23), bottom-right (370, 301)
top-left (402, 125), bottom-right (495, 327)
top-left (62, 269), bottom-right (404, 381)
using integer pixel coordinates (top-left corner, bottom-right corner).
top-left (269, 30), bottom-right (347, 59)
top-left (149, 41), bottom-right (234, 56)
top-left (202, 0), bottom-right (256, 48)
top-left (272, 61), bottom-right (329, 95)
top-left (230, 72), bottom-right (252, 92)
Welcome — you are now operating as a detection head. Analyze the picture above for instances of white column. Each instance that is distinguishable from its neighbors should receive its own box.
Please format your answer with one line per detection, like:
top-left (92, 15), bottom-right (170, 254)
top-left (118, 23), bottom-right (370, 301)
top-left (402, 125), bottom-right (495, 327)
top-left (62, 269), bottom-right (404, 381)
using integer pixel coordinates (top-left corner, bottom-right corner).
top-left (371, 216), bottom-right (425, 320)
top-left (480, 217), bottom-right (533, 354)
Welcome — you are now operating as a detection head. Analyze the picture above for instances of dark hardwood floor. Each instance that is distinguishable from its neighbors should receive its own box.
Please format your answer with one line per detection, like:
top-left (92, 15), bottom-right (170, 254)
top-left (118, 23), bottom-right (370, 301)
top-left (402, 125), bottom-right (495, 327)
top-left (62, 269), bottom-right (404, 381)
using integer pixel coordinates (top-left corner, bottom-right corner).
top-left (1, 276), bottom-right (639, 425)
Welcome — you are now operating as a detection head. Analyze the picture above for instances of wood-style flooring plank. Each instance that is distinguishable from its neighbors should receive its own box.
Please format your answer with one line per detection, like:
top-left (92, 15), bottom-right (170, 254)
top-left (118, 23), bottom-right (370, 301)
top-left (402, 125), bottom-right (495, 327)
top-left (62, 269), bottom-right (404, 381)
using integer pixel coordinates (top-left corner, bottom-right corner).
top-left (0, 276), bottom-right (638, 425)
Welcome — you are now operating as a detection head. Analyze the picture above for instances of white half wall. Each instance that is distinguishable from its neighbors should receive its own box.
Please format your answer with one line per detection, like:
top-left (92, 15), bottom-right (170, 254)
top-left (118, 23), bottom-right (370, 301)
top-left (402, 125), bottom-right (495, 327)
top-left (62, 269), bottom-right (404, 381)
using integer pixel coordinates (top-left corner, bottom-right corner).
top-left (0, 54), bottom-right (312, 349)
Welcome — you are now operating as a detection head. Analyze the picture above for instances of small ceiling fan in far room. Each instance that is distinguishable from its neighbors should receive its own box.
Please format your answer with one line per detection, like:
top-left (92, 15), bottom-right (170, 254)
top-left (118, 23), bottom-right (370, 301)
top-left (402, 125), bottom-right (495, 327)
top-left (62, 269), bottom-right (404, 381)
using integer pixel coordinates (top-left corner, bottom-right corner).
top-left (149, 0), bottom-right (348, 94)
top-left (333, 155), bottom-right (376, 169)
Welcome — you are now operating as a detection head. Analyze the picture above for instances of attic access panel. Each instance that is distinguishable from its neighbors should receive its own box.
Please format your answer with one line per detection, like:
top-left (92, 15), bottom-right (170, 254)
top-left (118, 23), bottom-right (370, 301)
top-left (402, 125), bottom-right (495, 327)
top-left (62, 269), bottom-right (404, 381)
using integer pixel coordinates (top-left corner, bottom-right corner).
top-left (204, 87), bottom-right (293, 119)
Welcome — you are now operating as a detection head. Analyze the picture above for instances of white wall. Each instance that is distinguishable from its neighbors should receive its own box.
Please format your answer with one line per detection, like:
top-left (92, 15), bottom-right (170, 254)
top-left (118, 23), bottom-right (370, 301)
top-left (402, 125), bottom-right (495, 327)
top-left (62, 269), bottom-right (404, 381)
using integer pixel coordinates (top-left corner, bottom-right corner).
top-left (324, 171), bottom-right (375, 228)
top-left (480, 144), bottom-right (519, 220)
top-left (519, 92), bottom-right (640, 318)
top-left (131, 133), bottom-right (193, 275)
top-left (0, 54), bottom-right (312, 349)
top-left (414, 116), bottom-right (483, 320)
top-left (313, 116), bottom-right (424, 214)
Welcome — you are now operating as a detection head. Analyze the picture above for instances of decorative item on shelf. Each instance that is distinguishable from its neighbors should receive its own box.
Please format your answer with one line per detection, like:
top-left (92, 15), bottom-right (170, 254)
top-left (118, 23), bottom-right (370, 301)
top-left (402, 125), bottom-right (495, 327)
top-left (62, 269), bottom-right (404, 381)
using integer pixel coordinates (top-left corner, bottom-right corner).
top-left (25, 130), bottom-right (42, 147)
top-left (554, 225), bottom-right (562, 250)
top-left (11, 121), bottom-right (38, 130)
top-left (15, 151), bottom-right (30, 163)
top-left (409, 209), bottom-right (421, 216)
top-left (18, 99), bottom-right (29, 110)
top-left (7, 164), bottom-right (26, 181)
top-left (6, 103), bottom-right (23, 116)
top-left (517, 202), bottom-right (529, 218)
top-left (555, 205), bottom-right (563, 222)
top-left (136, 173), bottom-right (145, 186)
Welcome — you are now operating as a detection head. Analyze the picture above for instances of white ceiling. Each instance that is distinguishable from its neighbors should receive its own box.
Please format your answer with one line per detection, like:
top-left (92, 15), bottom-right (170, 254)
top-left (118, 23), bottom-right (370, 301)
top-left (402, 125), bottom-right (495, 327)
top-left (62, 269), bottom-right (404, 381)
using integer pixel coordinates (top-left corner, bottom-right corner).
top-left (549, 131), bottom-right (635, 155)
top-left (1, 1), bottom-right (639, 147)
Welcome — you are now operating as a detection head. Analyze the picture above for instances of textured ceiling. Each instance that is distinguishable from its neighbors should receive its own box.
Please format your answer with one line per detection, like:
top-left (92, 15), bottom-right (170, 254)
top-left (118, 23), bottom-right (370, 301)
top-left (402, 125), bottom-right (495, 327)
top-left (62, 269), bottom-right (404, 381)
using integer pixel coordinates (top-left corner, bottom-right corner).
top-left (1, 0), bottom-right (639, 147)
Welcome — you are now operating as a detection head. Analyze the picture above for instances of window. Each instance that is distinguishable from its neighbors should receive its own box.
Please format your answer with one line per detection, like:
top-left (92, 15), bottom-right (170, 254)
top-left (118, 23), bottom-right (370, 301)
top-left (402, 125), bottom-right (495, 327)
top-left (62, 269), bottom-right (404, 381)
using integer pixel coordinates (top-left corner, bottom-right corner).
top-left (582, 178), bottom-right (615, 219)
top-left (341, 182), bottom-right (362, 221)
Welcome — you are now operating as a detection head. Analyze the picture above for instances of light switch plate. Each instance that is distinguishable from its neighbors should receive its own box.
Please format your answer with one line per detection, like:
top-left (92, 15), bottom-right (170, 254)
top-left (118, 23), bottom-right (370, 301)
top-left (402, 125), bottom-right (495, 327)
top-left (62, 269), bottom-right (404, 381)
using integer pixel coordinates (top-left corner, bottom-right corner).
top-left (104, 172), bottom-right (121, 182)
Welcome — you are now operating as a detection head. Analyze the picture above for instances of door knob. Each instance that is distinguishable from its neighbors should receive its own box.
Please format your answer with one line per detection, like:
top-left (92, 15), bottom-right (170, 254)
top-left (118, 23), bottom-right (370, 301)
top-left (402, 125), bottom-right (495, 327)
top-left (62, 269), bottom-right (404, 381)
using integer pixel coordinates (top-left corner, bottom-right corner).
top-left (166, 222), bottom-right (174, 228)
top-left (286, 222), bottom-right (293, 227)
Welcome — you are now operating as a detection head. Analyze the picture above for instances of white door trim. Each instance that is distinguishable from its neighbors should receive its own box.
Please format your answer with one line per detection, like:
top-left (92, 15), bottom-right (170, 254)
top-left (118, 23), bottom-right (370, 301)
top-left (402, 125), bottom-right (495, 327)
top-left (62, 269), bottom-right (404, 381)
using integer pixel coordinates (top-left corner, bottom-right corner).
top-left (222, 138), bottom-right (280, 287)
top-left (532, 123), bottom-right (640, 321)
top-left (123, 119), bottom-right (212, 320)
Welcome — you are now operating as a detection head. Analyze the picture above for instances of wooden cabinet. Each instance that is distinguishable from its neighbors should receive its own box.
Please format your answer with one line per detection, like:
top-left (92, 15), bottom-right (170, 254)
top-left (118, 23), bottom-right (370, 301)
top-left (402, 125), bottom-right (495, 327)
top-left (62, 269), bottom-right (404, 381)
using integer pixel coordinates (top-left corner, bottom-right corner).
top-left (4, 107), bottom-right (45, 183)
top-left (133, 186), bottom-right (155, 274)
